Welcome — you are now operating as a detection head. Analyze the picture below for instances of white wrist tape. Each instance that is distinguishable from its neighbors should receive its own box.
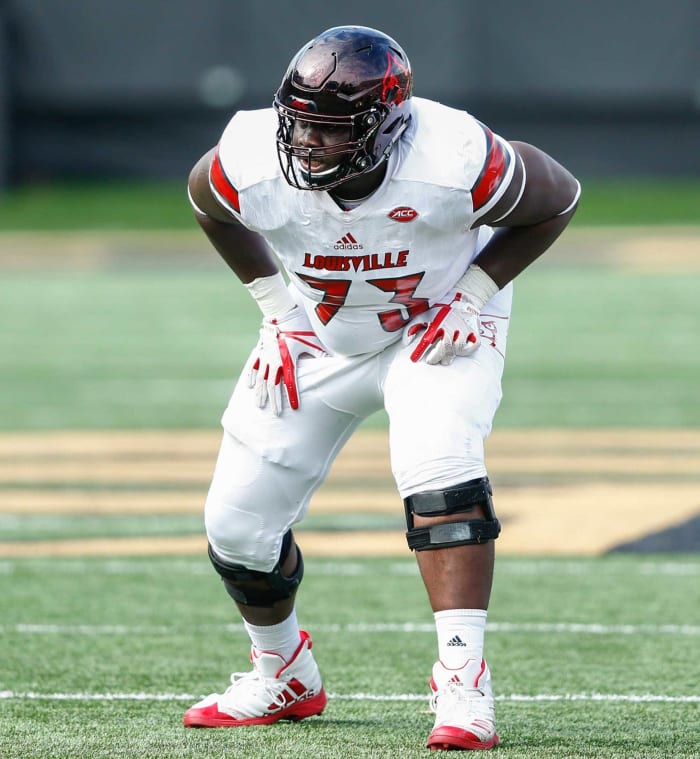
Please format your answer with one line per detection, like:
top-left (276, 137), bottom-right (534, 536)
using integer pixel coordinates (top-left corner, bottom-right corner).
top-left (244, 272), bottom-right (296, 319)
top-left (455, 264), bottom-right (500, 311)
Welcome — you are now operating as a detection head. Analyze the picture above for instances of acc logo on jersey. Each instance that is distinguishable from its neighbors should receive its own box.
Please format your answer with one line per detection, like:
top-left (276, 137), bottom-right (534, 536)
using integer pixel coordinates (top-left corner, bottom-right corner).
top-left (388, 206), bottom-right (419, 222)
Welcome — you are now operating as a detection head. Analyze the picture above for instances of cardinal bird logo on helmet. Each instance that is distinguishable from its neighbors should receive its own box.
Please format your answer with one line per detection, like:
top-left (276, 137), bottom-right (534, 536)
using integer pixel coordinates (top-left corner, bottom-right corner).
top-left (382, 52), bottom-right (411, 105)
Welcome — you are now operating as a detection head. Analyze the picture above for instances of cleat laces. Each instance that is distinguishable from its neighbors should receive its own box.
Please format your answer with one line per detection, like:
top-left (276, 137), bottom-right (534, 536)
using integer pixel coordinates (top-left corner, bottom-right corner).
top-left (430, 681), bottom-right (495, 740)
top-left (221, 669), bottom-right (290, 713)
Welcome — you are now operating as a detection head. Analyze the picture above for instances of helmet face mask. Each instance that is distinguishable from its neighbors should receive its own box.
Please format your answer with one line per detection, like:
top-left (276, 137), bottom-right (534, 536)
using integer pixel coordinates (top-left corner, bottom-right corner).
top-left (273, 26), bottom-right (413, 191)
top-left (275, 103), bottom-right (387, 189)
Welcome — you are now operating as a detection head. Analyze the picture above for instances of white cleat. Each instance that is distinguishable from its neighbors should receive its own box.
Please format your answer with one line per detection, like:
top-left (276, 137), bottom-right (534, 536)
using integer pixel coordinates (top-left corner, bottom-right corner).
top-left (183, 630), bottom-right (326, 727)
top-left (427, 658), bottom-right (499, 751)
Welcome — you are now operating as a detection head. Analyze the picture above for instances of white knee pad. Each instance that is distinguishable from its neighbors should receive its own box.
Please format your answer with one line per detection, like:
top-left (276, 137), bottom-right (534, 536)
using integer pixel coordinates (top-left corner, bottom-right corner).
top-left (204, 432), bottom-right (309, 572)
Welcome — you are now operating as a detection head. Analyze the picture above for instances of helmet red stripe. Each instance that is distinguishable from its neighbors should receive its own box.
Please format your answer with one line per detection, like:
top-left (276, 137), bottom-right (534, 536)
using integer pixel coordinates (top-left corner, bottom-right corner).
top-left (210, 149), bottom-right (241, 213)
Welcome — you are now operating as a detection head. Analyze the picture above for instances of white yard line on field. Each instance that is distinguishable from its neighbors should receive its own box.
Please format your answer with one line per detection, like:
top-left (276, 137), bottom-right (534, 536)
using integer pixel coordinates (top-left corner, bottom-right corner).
top-left (2, 622), bottom-right (699, 636)
top-left (1, 558), bottom-right (699, 576)
top-left (0, 690), bottom-right (698, 704)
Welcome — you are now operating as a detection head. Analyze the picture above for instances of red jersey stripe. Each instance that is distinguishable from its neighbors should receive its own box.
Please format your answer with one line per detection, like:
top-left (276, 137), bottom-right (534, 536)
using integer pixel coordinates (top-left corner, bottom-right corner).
top-left (471, 126), bottom-right (510, 212)
top-left (210, 149), bottom-right (241, 213)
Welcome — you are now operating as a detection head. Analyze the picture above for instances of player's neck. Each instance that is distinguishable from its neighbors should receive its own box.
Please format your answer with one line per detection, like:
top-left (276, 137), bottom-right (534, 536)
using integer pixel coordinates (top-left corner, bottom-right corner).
top-left (329, 162), bottom-right (387, 207)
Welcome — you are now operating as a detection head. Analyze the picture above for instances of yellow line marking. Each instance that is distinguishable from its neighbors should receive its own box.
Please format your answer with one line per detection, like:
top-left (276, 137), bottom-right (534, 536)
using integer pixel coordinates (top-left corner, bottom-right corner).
top-left (496, 483), bottom-right (699, 555)
top-left (1, 427), bottom-right (700, 453)
top-left (0, 489), bottom-right (401, 515)
top-left (0, 532), bottom-right (410, 559)
top-left (1, 429), bottom-right (698, 557)
top-left (1, 452), bottom-right (698, 482)
top-left (0, 483), bottom-right (697, 558)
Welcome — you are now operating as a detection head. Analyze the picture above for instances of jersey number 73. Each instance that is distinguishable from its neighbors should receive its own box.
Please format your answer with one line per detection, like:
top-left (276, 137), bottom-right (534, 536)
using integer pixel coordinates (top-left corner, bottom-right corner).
top-left (296, 272), bottom-right (430, 332)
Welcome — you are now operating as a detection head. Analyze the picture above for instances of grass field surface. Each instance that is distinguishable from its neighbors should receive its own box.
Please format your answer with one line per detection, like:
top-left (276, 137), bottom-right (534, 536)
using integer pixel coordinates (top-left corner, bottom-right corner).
top-left (1, 178), bottom-right (699, 229)
top-left (1, 227), bottom-right (699, 429)
top-left (2, 555), bottom-right (699, 759)
top-left (0, 201), bottom-right (698, 756)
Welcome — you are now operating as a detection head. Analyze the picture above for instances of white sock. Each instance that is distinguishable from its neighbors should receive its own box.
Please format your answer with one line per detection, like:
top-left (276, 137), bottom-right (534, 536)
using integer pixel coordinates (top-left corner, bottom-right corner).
top-left (434, 609), bottom-right (487, 670)
top-left (243, 607), bottom-right (301, 663)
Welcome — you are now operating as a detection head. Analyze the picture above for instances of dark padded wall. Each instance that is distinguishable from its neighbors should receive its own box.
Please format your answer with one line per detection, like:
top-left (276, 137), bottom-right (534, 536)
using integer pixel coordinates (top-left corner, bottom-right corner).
top-left (1, 0), bottom-right (698, 185)
top-left (0, 0), bottom-right (10, 187)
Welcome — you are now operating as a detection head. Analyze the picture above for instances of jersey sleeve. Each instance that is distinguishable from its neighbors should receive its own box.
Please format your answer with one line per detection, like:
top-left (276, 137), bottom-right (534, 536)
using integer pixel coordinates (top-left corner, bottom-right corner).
top-left (209, 144), bottom-right (242, 218)
top-left (206, 109), bottom-right (282, 230)
top-left (468, 122), bottom-right (518, 223)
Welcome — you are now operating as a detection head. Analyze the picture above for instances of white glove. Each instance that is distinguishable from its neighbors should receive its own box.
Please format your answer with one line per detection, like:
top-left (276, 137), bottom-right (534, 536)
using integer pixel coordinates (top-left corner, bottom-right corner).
top-left (248, 306), bottom-right (326, 415)
top-left (403, 264), bottom-right (500, 366)
top-left (403, 292), bottom-right (481, 365)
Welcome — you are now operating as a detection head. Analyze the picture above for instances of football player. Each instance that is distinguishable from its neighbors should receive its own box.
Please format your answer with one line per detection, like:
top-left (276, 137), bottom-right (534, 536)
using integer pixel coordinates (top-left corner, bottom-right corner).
top-left (183, 25), bottom-right (580, 751)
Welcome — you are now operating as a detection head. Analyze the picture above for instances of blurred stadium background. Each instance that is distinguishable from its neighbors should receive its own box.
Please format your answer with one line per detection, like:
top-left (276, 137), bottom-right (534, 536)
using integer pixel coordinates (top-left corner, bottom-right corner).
top-left (0, 5), bottom-right (699, 757)
top-left (0, 0), bottom-right (698, 186)
top-left (0, 1), bottom-right (698, 550)
top-left (0, 0), bottom-right (699, 547)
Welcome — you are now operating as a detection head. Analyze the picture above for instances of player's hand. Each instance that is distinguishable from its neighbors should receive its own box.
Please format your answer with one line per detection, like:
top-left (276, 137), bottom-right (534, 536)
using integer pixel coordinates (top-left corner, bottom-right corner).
top-left (402, 293), bottom-right (481, 366)
top-left (248, 306), bottom-right (326, 415)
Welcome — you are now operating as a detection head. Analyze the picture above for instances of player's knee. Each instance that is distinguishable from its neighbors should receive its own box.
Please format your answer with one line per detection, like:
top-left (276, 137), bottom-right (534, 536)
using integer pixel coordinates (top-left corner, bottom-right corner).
top-left (209, 530), bottom-right (304, 607)
top-left (204, 431), bottom-right (317, 570)
top-left (393, 454), bottom-right (489, 500)
top-left (403, 477), bottom-right (501, 551)
top-left (204, 496), bottom-right (271, 569)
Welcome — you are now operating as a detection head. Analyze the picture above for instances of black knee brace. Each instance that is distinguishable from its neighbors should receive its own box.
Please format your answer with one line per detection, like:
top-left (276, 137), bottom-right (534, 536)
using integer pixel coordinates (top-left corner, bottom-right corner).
top-left (403, 477), bottom-right (501, 551)
top-left (208, 530), bottom-right (304, 607)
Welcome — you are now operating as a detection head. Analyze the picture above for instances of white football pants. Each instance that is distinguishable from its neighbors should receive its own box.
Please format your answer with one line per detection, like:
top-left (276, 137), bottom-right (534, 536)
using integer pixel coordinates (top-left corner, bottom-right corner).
top-left (205, 284), bottom-right (512, 571)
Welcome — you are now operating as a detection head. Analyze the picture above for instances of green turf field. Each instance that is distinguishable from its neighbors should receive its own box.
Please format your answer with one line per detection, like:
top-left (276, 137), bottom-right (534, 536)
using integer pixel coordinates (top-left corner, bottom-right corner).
top-left (1, 555), bottom-right (699, 759)
top-left (0, 182), bottom-right (698, 757)
top-left (0, 231), bottom-right (698, 429)
top-left (1, 177), bottom-right (700, 229)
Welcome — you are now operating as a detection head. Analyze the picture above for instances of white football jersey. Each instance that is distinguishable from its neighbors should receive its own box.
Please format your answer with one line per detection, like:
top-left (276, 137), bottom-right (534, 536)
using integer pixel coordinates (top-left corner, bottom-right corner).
top-left (210, 97), bottom-right (518, 356)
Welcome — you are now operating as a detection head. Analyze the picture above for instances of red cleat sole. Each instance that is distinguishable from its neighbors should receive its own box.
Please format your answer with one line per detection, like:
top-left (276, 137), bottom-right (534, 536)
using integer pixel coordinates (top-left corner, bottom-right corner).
top-left (184, 689), bottom-right (327, 728)
top-left (427, 726), bottom-right (500, 751)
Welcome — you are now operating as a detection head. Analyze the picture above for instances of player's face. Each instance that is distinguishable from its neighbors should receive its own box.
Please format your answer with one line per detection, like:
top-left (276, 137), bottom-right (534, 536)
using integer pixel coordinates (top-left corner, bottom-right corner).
top-left (292, 119), bottom-right (352, 174)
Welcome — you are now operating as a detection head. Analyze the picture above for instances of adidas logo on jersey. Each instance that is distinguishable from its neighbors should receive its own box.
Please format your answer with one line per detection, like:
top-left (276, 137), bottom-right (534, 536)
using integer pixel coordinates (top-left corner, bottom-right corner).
top-left (446, 635), bottom-right (467, 647)
top-left (334, 233), bottom-right (363, 250)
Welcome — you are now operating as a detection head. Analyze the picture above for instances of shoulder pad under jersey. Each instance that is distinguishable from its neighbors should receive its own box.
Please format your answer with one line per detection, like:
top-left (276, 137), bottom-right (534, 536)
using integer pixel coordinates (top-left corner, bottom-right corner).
top-left (209, 108), bottom-right (280, 218)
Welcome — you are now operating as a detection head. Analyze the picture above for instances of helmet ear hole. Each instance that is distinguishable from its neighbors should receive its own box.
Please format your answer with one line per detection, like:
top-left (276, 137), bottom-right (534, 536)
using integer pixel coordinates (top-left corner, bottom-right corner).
top-left (362, 112), bottom-right (378, 128)
top-left (354, 155), bottom-right (372, 171)
top-left (383, 116), bottom-right (401, 134)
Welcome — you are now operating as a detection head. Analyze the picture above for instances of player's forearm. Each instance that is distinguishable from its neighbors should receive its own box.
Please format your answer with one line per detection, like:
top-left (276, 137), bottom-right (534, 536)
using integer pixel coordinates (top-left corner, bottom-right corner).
top-left (195, 210), bottom-right (279, 284)
top-left (473, 206), bottom-right (577, 289)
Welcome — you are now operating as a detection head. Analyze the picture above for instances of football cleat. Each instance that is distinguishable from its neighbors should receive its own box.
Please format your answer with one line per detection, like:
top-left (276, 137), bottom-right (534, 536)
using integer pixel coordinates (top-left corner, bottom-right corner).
top-left (183, 630), bottom-right (326, 727)
top-left (427, 658), bottom-right (499, 751)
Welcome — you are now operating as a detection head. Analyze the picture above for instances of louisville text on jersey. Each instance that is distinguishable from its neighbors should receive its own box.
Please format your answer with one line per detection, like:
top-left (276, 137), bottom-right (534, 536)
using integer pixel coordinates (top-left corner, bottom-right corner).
top-left (302, 250), bottom-right (409, 272)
